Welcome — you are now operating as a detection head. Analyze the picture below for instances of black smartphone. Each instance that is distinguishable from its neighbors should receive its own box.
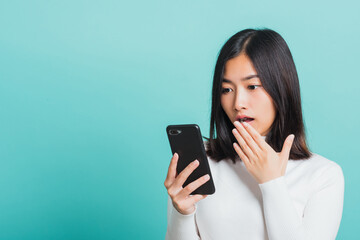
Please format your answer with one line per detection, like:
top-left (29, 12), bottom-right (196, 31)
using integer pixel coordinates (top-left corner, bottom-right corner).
top-left (166, 124), bottom-right (215, 195)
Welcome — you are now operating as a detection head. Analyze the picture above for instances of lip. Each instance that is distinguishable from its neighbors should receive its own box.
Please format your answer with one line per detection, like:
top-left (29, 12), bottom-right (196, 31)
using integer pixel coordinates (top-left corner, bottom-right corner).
top-left (236, 115), bottom-right (254, 121)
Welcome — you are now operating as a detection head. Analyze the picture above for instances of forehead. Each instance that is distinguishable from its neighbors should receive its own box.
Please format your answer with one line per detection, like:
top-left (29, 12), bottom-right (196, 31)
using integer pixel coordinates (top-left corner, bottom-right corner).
top-left (223, 54), bottom-right (258, 80)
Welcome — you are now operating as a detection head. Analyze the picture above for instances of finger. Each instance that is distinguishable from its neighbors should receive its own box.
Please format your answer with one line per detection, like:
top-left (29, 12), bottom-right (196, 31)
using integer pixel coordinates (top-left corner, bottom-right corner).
top-left (187, 194), bottom-right (208, 205)
top-left (174, 193), bottom-right (209, 213)
top-left (233, 121), bottom-right (262, 156)
top-left (173, 159), bottom-right (200, 189)
top-left (164, 153), bottom-right (179, 188)
top-left (232, 127), bottom-right (256, 160)
top-left (279, 134), bottom-right (295, 160)
top-left (233, 142), bottom-right (252, 166)
top-left (178, 174), bottom-right (210, 198)
top-left (241, 121), bottom-right (269, 151)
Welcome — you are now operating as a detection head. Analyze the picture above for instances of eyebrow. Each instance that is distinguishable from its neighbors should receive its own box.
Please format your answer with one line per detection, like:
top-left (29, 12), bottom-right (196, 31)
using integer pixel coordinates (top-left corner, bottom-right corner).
top-left (222, 74), bottom-right (259, 83)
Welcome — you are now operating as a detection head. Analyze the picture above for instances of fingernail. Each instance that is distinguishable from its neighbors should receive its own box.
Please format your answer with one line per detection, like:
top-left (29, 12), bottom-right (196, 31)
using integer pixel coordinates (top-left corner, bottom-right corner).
top-left (193, 160), bottom-right (199, 165)
top-left (290, 134), bottom-right (295, 140)
top-left (203, 174), bottom-right (210, 180)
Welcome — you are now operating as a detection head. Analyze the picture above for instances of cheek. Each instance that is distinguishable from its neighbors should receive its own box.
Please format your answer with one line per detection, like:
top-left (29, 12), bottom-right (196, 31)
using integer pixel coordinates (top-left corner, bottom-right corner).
top-left (220, 96), bottom-right (229, 111)
top-left (220, 96), bottom-right (234, 122)
top-left (254, 92), bottom-right (276, 121)
top-left (264, 101), bottom-right (276, 124)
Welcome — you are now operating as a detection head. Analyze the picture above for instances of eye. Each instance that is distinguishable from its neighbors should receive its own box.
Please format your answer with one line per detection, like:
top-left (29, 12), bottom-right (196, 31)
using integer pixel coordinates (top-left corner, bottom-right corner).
top-left (248, 85), bottom-right (261, 90)
top-left (221, 88), bottom-right (232, 94)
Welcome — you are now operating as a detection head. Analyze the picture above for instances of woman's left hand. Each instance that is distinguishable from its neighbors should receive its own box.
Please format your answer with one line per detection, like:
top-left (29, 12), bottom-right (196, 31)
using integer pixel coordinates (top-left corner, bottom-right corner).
top-left (232, 121), bottom-right (295, 184)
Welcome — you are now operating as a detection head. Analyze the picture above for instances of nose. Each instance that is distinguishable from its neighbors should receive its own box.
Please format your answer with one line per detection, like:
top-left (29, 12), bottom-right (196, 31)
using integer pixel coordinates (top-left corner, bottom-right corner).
top-left (234, 90), bottom-right (249, 111)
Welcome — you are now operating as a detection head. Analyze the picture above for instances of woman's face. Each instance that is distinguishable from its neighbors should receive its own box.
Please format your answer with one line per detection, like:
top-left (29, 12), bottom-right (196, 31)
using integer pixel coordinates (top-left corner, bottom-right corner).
top-left (221, 53), bottom-right (276, 136)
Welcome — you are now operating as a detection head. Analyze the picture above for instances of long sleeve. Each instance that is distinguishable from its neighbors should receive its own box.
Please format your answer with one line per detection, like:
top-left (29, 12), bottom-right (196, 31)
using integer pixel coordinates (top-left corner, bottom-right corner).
top-left (258, 164), bottom-right (344, 240)
top-left (165, 196), bottom-right (201, 240)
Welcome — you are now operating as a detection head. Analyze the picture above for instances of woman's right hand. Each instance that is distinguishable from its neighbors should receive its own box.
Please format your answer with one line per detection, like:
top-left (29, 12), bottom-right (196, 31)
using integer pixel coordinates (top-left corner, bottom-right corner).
top-left (164, 152), bottom-right (210, 215)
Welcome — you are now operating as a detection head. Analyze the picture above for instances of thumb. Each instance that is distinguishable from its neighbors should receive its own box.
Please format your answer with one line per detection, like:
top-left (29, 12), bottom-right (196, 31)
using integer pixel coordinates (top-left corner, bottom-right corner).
top-left (279, 134), bottom-right (295, 160)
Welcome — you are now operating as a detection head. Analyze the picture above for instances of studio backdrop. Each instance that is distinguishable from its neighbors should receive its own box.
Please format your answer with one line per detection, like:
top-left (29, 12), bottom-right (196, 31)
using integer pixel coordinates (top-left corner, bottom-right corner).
top-left (0, 0), bottom-right (359, 239)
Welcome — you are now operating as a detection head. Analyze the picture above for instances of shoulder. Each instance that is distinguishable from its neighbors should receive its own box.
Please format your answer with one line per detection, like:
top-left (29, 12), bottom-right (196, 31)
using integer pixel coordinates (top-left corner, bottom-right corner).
top-left (291, 152), bottom-right (344, 186)
top-left (304, 153), bottom-right (343, 174)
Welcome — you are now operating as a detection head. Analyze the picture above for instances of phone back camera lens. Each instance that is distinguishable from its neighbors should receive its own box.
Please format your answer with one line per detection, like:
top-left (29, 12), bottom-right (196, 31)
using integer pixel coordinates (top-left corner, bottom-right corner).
top-left (169, 130), bottom-right (181, 135)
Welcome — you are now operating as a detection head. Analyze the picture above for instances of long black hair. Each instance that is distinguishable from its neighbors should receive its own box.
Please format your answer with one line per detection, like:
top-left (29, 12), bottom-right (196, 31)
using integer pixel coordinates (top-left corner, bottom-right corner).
top-left (204, 28), bottom-right (312, 163)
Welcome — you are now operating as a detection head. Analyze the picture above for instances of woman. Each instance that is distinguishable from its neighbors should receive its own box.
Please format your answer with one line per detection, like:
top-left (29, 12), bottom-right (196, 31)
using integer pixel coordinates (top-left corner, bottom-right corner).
top-left (164, 28), bottom-right (344, 240)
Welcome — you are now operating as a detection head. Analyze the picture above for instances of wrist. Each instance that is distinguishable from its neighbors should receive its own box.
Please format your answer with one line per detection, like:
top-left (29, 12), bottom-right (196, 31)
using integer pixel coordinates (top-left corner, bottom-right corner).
top-left (258, 174), bottom-right (283, 184)
top-left (172, 202), bottom-right (196, 215)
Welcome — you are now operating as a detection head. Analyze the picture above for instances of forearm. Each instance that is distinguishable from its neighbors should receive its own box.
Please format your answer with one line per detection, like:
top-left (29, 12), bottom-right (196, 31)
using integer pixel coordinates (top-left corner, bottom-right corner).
top-left (259, 176), bottom-right (308, 240)
top-left (259, 167), bottom-right (344, 240)
top-left (165, 196), bottom-right (200, 240)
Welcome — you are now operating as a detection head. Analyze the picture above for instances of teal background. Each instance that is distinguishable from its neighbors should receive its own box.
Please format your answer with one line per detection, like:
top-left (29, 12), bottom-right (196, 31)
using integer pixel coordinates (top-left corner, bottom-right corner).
top-left (0, 0), bottom-right (358, 239)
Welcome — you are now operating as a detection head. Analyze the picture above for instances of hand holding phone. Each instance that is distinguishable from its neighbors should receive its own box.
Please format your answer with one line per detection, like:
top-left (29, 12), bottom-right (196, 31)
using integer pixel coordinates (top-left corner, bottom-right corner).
top-left (164, 124), bottom-right (215, 215)
top-left (164, 152), bottom-right (210, 215)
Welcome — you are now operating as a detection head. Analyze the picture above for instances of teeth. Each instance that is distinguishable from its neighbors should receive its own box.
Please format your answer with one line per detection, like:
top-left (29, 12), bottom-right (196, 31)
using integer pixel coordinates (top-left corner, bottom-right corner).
top-left (239, 118), bottom-right (252, 122)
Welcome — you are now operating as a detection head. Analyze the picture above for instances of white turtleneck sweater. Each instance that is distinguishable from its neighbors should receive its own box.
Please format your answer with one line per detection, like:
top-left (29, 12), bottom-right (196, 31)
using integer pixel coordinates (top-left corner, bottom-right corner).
top-left (165, 139), bottom-right (344, 240)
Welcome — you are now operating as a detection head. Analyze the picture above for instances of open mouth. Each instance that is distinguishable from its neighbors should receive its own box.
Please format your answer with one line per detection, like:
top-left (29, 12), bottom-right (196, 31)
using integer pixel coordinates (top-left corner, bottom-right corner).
top-left (238, 117), bottom-right (254, 123)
